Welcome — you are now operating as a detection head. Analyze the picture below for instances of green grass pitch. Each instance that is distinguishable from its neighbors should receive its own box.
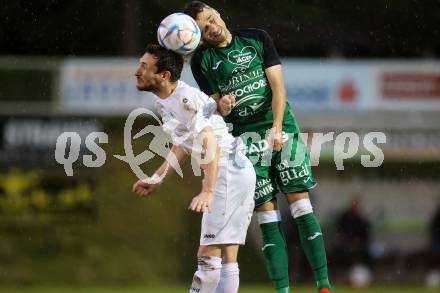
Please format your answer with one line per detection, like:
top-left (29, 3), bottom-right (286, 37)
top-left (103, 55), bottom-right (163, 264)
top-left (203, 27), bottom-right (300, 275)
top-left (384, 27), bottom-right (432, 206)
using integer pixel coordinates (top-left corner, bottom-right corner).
top-left (0, 286), bottom-right (433, 293)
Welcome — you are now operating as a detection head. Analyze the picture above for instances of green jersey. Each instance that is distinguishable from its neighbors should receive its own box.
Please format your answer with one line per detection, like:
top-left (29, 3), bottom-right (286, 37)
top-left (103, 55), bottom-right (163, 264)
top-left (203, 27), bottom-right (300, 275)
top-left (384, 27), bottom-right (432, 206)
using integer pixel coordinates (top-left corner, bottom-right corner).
top-left (191, 28), bottom-right (299, 136)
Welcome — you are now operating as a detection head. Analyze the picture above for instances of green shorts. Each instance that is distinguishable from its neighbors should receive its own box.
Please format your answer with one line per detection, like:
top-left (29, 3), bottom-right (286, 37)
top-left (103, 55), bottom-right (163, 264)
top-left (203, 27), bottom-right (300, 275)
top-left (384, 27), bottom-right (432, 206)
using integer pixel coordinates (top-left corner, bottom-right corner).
top-left (240, 128), bottom-right (317, 207)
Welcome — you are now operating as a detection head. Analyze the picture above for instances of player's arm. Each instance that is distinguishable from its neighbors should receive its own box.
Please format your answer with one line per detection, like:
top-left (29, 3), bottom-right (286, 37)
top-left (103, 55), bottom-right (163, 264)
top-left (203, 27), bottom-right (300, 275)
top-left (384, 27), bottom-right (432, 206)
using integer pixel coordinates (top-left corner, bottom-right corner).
top-left (254, 28), bottom-right (285, 152)
top-left (154, 144), bottom-right (188, 179)
top-left (189, 126), bottom-right (220, 213)
top-left (265, 64), bottom-right (286, 151)
top-left (132, 144), bottom-right (188, 197)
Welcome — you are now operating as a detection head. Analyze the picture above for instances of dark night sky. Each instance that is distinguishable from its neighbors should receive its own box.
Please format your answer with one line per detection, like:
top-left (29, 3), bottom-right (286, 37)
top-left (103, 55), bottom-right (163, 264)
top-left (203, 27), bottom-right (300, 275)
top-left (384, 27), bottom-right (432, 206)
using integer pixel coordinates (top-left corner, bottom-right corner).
top-left (1, 0), bottom-right (439, 57)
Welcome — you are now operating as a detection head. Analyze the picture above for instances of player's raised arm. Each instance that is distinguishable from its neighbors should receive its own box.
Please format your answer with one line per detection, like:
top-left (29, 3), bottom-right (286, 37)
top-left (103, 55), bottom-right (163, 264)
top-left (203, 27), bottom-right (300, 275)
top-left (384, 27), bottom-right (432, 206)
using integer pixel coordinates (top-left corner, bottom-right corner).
top-left (132, 144), bottom-right (188, 197)
top-left (189, 126), bottom-right (220, 213)
top-left (265, 64), bottom-right (287, 152)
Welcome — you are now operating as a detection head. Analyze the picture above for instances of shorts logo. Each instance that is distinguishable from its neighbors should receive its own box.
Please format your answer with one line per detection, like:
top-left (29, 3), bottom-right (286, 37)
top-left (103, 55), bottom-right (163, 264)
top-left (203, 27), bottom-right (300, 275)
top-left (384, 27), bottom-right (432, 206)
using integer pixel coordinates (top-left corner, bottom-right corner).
top-left (204, 234), bottom-right (216, 239)
top-left (277, 160), bottom-right (310, 186)
top-left (245, 134), bottom-right (290, 155)
top-left (254, 179), bottom-right (274, 200)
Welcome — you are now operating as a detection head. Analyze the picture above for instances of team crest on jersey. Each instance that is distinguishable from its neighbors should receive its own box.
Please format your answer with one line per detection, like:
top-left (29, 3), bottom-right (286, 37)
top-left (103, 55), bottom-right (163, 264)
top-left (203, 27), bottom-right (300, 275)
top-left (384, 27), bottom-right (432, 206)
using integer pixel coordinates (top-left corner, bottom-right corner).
top-left (227, 46), bottom-right (257, 69)
top-left (181, 95), bottom-right (200, 113)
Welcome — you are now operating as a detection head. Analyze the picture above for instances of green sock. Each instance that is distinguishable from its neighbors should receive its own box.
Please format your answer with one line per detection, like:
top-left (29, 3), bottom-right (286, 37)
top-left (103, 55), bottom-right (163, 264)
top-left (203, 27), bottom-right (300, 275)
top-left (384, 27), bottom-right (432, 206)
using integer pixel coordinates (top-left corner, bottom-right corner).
top-left (260, 221), bottom-right (290, 290)
top-left (276, 287), bottom-right (290, 293)
top-left (295, 213), bottom-right (332, 291)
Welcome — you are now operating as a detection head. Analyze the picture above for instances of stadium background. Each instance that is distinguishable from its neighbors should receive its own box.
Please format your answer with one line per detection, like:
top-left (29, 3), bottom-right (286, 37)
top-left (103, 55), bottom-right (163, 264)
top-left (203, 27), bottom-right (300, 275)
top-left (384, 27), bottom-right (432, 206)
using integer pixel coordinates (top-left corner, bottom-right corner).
top-left (1, 0), bottom-right (440, 291)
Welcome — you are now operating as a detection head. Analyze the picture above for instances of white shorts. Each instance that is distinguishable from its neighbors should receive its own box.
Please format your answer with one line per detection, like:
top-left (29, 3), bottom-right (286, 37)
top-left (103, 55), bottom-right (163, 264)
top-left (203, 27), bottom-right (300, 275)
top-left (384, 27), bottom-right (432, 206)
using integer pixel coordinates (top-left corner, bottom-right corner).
top-left (200, 151), bottom-right (256, 246)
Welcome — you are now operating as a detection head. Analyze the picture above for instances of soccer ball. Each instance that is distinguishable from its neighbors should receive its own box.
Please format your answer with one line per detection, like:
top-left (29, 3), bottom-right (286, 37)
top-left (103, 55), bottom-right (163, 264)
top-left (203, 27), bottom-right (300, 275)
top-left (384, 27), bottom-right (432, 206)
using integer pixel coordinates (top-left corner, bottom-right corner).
top-left (157, 13), bottom-right (201, 55)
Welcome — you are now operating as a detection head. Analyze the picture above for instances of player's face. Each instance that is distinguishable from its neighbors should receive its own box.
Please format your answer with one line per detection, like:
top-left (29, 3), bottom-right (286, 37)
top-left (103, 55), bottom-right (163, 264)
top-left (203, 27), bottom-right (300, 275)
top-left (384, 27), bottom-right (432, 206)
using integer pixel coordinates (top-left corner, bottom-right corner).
top-left (195, 7), bottom-right (228, 46)
top-left (135, 53), bottom-right (162, 92)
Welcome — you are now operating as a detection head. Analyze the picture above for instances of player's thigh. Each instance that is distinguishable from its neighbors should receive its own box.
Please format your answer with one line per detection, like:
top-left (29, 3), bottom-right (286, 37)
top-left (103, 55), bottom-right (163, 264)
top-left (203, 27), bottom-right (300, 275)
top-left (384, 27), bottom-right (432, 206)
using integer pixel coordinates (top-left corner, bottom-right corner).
top-left (255, 198), bottom-right (279, 212)
top-left (252, 153), bottom-right (279, 208)
top-left (220, 244), bottom-right (240, 263)
top-left (197, 245), bottom-right (222, 258)
top-left (275, 132), bottom-right (317, 194)
top-left (241, 129), bottom-right (279, 207)
top-left (286, 190), bottom-right (309, 204)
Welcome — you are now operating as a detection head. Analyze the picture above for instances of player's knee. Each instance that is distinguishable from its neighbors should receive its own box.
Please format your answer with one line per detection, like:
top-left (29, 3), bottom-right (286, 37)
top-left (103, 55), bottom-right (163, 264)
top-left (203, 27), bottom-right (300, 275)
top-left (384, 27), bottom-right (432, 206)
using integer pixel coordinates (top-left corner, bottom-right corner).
top-left (198, 255), bottom-right (222, 270)
top-left (289, 198), bottom-right (313, 218)
top-left (255, 199), bottom-right (278, 212)
top-left (193, 256), bottom-right (222, 288)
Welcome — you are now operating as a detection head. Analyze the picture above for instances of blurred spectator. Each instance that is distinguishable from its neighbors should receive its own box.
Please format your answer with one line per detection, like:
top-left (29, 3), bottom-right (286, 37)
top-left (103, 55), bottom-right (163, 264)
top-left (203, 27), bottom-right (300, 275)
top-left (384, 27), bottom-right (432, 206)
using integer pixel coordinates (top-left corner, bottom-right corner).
top-left (425, 203), bottom-right (440, 288)
top-left (428, 203), bottom-right (440, 271)
top-left (334, 197), bottom-right (372, 268)
top-left (429, 203), bottom-right (440, 254)
top-left (332, 197), bottom-right (373, 287)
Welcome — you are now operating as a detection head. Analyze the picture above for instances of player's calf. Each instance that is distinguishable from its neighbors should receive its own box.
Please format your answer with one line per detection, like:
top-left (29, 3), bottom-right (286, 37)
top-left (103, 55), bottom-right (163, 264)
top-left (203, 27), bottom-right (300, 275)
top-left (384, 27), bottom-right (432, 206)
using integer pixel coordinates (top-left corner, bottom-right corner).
top-left (257, 209), bottom-right (290, 291)
top-left (289, 195), bottom-right (332, 292)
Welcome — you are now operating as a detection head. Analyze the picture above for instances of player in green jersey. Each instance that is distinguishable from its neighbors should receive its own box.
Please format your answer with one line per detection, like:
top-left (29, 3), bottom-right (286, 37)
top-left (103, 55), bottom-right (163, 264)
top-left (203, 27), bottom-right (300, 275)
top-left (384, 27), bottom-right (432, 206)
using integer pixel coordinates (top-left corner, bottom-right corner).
top-left (184, 2), bottom-right (333, 293)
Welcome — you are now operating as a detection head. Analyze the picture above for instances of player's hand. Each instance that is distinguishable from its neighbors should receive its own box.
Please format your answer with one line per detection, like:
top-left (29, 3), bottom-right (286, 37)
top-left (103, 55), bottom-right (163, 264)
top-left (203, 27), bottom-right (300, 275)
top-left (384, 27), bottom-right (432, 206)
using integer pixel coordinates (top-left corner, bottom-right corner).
top-left (218, 94), bottom-right (236, 116)
top-left (189, 191), bottom-right (213, 213)
top-left (132, 180), bottom-right (158, 197)
top-left (269, 127), bottom-right (283, 152)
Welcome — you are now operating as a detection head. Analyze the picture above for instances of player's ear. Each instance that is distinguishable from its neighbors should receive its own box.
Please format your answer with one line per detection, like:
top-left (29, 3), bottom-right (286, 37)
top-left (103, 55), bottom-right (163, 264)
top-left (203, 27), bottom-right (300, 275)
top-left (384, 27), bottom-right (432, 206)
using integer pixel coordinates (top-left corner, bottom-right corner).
top-left (159, 70), bottom-right (172, 81)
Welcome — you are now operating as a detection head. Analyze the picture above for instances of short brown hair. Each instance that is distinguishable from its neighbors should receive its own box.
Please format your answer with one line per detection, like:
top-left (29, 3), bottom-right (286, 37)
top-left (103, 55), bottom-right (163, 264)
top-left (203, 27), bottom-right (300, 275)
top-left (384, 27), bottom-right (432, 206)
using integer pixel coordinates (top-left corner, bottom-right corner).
top-left (146, 43), bottom-right (184, 82)
top-left (183, 1), bottom-right (210, 20)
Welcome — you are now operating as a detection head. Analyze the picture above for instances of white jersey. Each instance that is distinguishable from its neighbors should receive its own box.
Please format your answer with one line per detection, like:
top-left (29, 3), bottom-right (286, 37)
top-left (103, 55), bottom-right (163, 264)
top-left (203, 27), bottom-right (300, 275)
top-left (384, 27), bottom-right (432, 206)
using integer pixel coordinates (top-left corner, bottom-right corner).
top-left (156, 81), bottom-right (236, 156)
top-left (155, 81), bottom-right (255, 246)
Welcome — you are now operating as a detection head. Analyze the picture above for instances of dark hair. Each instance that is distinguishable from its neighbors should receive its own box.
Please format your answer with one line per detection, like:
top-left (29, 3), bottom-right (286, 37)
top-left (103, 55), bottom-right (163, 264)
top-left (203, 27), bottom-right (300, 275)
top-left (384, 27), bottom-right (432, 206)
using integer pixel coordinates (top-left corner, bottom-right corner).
top-left (183, 1), bottom-right (209, 20)
top-left (146, 43), bottom-right (183, 82)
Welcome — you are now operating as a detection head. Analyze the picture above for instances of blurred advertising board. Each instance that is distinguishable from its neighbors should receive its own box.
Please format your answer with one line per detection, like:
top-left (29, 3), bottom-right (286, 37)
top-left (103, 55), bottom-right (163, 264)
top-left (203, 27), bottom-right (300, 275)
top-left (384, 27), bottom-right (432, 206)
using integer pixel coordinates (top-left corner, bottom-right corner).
top-left (283, 59), bottom-right (440, 112)
top-left (304, 128), bottom-right (440, 163)
top-left (372, 61), bottom-right (440, 110)
top-left (0, 117), bottom-right (100, 167)
top-left (0, 117), bottom-right (100, 223)
top-left (58, 58), bottom-right (440, 115)
top-left (58, 58), bottom-right (198, 115)
top-left (282, 60), bottom-right (372, 111)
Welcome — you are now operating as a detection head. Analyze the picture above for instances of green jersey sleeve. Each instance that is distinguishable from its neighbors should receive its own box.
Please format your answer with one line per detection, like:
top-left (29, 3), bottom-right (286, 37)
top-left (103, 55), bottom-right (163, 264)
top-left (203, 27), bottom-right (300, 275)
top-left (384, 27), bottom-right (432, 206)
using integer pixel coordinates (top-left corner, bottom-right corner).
top-left (190, 46), bottom-right (219, 96)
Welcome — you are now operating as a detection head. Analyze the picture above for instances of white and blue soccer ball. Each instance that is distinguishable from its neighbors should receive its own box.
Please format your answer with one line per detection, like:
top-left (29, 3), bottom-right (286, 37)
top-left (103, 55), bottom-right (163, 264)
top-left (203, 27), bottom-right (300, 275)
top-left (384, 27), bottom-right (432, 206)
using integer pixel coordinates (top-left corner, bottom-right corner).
top-left (157, 13), bottom-right (201, 55)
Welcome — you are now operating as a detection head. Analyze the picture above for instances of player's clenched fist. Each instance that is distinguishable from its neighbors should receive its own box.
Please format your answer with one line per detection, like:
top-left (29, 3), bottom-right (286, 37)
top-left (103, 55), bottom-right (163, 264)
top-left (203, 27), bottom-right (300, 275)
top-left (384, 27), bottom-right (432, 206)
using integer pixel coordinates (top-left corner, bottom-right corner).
top-left (218, 94), bottom-right (236, 116)
top-left (132, 180), bottom-right (157, 197)
top-left (189, 191), bottom-right (213, 213)
top-left (268, 127), bottom-right (284, 152)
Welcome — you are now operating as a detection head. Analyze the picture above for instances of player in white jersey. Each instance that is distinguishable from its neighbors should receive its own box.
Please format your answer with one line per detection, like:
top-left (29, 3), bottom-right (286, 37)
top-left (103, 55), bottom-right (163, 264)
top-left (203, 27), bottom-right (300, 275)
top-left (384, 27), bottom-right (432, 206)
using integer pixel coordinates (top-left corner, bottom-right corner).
top-left (132, 43), bottom-right (255, 293)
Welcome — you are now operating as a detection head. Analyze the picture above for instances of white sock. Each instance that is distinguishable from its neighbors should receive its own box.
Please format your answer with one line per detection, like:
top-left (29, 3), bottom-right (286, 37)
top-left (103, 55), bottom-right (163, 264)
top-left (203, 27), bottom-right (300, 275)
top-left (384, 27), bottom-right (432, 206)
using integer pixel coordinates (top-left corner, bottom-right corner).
top-left (215, 262), bottom-right (240, 293)
top-left (256, 210), bottom-right (281, 224)
top-left (289, 198), bottom-right (313, 219)
top-left (190, 256), bottom-right (222, 293)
